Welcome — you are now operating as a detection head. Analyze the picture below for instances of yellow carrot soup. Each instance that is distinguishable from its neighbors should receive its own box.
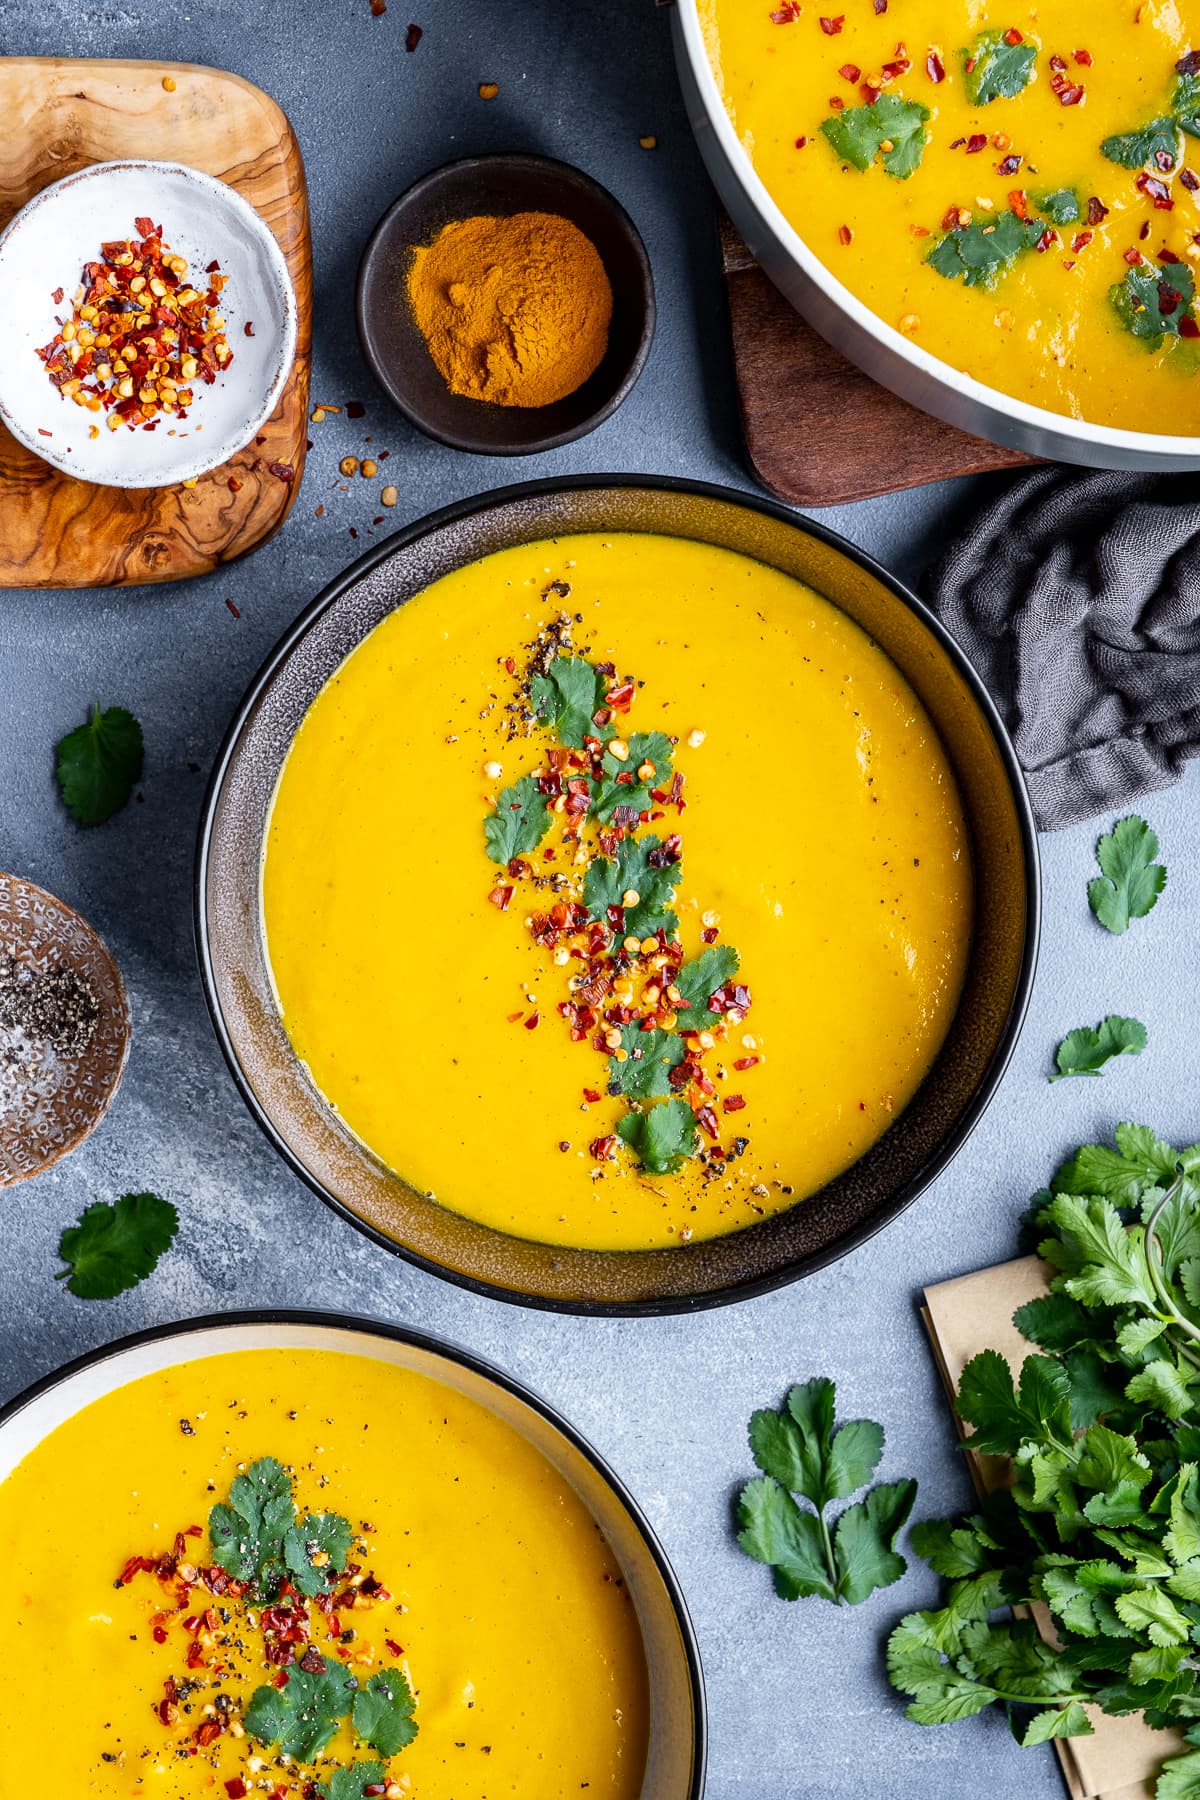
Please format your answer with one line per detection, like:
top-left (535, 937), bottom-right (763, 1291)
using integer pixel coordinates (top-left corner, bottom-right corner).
top-left (699, 1), bottom-right (1200, 431)
top-left (0, 1347), bottom-right (649, 1797)
top-left (263, 533), bottom-right (972, 1252)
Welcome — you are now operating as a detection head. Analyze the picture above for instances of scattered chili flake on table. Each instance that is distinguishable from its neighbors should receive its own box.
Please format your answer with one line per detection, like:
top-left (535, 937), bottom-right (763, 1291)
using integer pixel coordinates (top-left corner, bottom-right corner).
top-left (406, 21), bottom-right (422, 49)
top-left (478, 81), bottom-right (499, 100)
top-left (35, 222), bottom-right (233, 432)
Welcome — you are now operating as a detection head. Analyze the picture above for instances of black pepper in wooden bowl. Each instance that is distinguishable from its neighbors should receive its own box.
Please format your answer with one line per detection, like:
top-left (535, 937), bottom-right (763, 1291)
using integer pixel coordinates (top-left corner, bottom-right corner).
top-left (0, 952), bottom-right (100, 1075)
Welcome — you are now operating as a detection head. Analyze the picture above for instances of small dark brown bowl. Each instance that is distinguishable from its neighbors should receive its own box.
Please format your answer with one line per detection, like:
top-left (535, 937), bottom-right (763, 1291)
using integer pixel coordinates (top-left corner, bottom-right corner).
top-left (355, 153), bottom-right (655, 454)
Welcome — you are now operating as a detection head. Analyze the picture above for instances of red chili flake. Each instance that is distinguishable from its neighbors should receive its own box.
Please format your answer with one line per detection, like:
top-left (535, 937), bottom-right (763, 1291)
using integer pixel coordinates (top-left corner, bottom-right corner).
top-left (873, 0), bottom-right (887, 12)
top-left (926, 50), bottom-right (944, 82)
top-left (1035, 228), bottom-right (1058, 253)
top-left (228, 475), bottom-right (242, 492)
top-left (1123, 246), bottom-right (1144, 264)
top-left (153, 1624), bottom-right (168, 1643)
top-left (406, 21), bottom-right (422, 49)
top-left (837, 224), bottom-right (853, 244)
top-left (1004, 27), bottom-right (1023, 44)
top-left (371, 0), bottom-right (387, 14)
top-left (701, 926), bottom-right (720, 944)
top-left (695, 1106), bottom-right (720, 1140)
top-left (243, 320), bottom-right (255, 337)
top-left (1073, 47), bottom-right (1093, 65)
top-left (346, 400), bottom-right (366, 418)
top-left (1160, 248), bottom-right (1184, 264)
top-left (36, 427), bottom-right (52, 437)
top-left (1136, 172), bottom-right (1174, 210)
top-left (205, 259), bottom-right (221, 273)
top-left (1155, 148), bottom-right (1178, 174)
top-left (1158, 279), bottom-right (1184, 314)
top-left (583, 1087), bottom-right (601, 1103)
top-left (524, 1011), bottom-right (540, 1030)
top-left (723, 1095), bottom-right (747, 1113)
top-left (606, 679), bottom-right (635, 711)
top-left (948, 137), bottom-right (966, 150)
top-left (1052, 77), bottom-right (1086, 105)
top-left (487, 885), bottom-right (513, 911)
top-left (1071, 230), bottom-right (1094, 252)
top-left (965, 134), bottom-right (988, 154)
top-left (225, 597), bottom-right (240, 618)
top-left (818, 14), bottom-right (844, 32)
top-left (1177, 49), bottom-right (1200, 76)
top-left (50, 285), bottom-right (64, 304)
top-left (589, 1134), bottom-right (618, 1161)
top-left (881, 57), bottom-right (910, 79)
top-left (225, 1784), bottom-right (249, 1800)
top-left (733, 1055), bottom-right (760, 1071)
top-left (1182, 168), bottom-right (1200, 192)
top-left (829, 95), bottom-right (845, 110)
top-left (838, 62), bottom-right (861, 82)
top-left (997, 154), bottom-right (1022, 176)
top-left (1087, 194), bottom-right (1110, 224)
top-left (1182, 316), bottom-right (1200, 338)
top-left (794, 135), bottom-right (809, 148)
top-left (1009, 188), bottom-right (1030, 219)
top-left (770, 0), bottom-right (802, 17)
top-left (267, 461), bottom-right (295, 482)
top-left (1048, 51), bottom-right (1066, 69)
top-left (1140, 220), bottom-right (1152, 240)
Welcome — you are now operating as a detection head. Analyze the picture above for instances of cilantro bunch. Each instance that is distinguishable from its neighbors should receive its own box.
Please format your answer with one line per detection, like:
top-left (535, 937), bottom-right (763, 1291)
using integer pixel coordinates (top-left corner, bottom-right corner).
top-left (890, 1125), bottom-right (1200, 1793)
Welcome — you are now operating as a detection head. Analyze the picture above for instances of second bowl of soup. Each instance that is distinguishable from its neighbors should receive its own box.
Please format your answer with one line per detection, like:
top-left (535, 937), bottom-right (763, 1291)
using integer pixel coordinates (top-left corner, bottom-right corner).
top-left (197, 478), bottom-right (1038, 1310)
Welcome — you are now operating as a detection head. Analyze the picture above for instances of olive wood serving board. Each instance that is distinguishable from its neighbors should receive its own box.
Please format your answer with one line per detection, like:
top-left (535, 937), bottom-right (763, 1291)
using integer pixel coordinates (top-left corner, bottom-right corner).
top-left (721, 216), bottom-right (1038, 508)
top-left (0, 56), bottom-right (312, 588)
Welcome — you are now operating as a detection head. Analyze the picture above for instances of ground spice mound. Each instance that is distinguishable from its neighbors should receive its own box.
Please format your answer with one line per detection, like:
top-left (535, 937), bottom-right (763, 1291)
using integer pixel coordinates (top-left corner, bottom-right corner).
top-left (0, 952), bottom-right (100, 1072)
top-left (406, 210), bottom-right (613, 407)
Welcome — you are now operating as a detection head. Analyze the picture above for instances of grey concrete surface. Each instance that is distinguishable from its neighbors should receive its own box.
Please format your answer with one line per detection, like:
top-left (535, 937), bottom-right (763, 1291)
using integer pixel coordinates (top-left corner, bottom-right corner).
top-left (1, 4), bottom-right (1197, 1796)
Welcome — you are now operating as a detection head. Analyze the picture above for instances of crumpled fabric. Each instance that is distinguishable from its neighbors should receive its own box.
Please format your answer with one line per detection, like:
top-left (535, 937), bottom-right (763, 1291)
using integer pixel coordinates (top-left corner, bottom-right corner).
top-left (925, 467), bottom-right (1200, 830)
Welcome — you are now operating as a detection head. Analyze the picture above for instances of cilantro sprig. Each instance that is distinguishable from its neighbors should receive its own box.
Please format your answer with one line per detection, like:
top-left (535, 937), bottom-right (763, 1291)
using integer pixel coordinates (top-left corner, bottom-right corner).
top-left (928, 210), bottom-right (1045, 290)
top-left (530, 655), bottom-right (607, 747)
top-left (583, 833), bottom-right (680, 939)
top-left (55, 702), bottom-right (143, 826)
top-left (889, 1124), bottom-right (1200, 1791)
top-left (1051, 1014), bottom-right (1147, 1082)
top-left (962, 30), bottom-right (1038, 106)
top-left (209, 1455), bottom-right (353, 1600)
top-left (821, 93), bottom-right (930, 180)
top-left (1089, 815), bottom-right (1167, 933)
top-left (484, 774), bottom-right (551, 865)
top-left (738, 1378), bottom-right (917, 1606)
top-left (246, 1654), bottom-right (357, 1760)
top-left (616, 1098), bottom-right (697, 1175)
top-left (56, 1192), bottom-right (177, 1299)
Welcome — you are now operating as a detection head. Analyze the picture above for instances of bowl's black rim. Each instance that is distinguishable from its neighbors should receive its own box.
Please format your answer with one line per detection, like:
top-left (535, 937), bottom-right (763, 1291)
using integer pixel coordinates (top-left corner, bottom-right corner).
top-left (0, 1306), bottom-right (707, 1798)
top-left (354, 151), bottom-right (657, 455)
top-left (194, 473), bottom-right (1042, 1317)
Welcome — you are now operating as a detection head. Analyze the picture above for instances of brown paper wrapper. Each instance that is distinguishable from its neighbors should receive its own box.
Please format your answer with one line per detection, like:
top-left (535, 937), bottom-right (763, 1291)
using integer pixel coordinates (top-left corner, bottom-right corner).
top-left (922, 1257), bottom-right (1185, 1800)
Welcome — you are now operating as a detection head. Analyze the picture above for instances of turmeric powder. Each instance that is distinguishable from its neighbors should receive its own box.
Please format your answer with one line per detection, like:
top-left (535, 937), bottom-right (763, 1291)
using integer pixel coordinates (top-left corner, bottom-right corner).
top-left (406, 211), bottom-right (613, 408)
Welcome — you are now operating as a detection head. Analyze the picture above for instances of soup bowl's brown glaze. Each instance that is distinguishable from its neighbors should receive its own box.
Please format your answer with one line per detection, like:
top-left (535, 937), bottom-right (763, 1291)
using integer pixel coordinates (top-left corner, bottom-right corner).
top-left (195, 478), bottom-right (1039, 1313)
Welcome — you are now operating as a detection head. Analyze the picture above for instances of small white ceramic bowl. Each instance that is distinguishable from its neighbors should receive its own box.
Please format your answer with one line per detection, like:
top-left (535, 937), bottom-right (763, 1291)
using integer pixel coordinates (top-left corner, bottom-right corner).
top-left (0, 159), bottom-right (296, 489)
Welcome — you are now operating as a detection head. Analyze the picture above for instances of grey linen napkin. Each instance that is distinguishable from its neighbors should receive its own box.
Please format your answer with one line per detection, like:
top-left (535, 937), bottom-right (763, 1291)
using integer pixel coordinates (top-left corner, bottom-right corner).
top-left (925, 468), bottom-right (1200, 830)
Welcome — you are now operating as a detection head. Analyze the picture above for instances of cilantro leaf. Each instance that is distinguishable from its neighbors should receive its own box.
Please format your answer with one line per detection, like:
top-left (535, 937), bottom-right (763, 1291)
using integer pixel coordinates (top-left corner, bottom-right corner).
top-left (668, 945), bottom-right (740, 1032)
top-left (484, 774), bottom-right (551, 865)
top-left (738, 1378), bottom-right (912, 1607)
top-left (245, 1654), bottom-right (357, 1759)
top-left (616, 1097), bottom-right (696, 1174)
top-left (1033, 187), bottom-right (1081, 225)
top-left (530, 656), bottom-right (606, 748)
top-left (582, 834), bottom-right (679, 939)
top-left (609, 1024), bottom-right (686, 1100)
top-left (209, 1456), bottom-right (296, 1587)
top-left (1021, 1699), bottom-right (1094, 1746)
top-left (55, 1192), bottom-right (178, 1299)
top-left (1088, 816), bottom-right (1167, 934)
top-left (1054, 1122), bottom-right (1182, 1201)
top-left (956, 1349), bottom-right (1073, 1455)
top-left (54, 702), bottom-right (143, 826)
top-left (319, 1765), bottom-right (390, 1800)
top-left (928, 209), bottom-right (1043, 290)
top-left (1111, 263), bottom-right (1196, 345)
top-left (909, 1518), bottom-right (995, 1579)
top-left (590, 731), bottom-right (673, 825)
top-left (1158, 1749), bottom-right (1200, 1799)
top-left (962, 30), bottom-right (1038, 104)
top-left (1178, 69), bottom-right (1200, 139)
top-left (352, 1669), bottom-right (418, 1756)
top-left (1101, 116), bottom-right (1183, 169)
top-left (821, 92), bottom-right (931, 179)
top-left (833, 1478), bottom-right (917, 1604)
top-left (887, 1612), bottom-right (1000, 1722)
top-left (283, 1510), bottom-right (354, 1597)
top-left (782, 1378), bottom-right (886, 1506)
top-left (737, 1478), bottom-right (838, 1601)
top-left (1051, 1015), bottom-right (1147, 1082)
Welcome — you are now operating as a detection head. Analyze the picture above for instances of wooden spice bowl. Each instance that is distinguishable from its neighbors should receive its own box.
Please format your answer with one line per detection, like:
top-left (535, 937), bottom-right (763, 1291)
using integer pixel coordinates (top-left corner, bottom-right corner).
top-left (0, 872), bottom-right (131, 1186)
top-left (356, 153), bottom-right (656, 455)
